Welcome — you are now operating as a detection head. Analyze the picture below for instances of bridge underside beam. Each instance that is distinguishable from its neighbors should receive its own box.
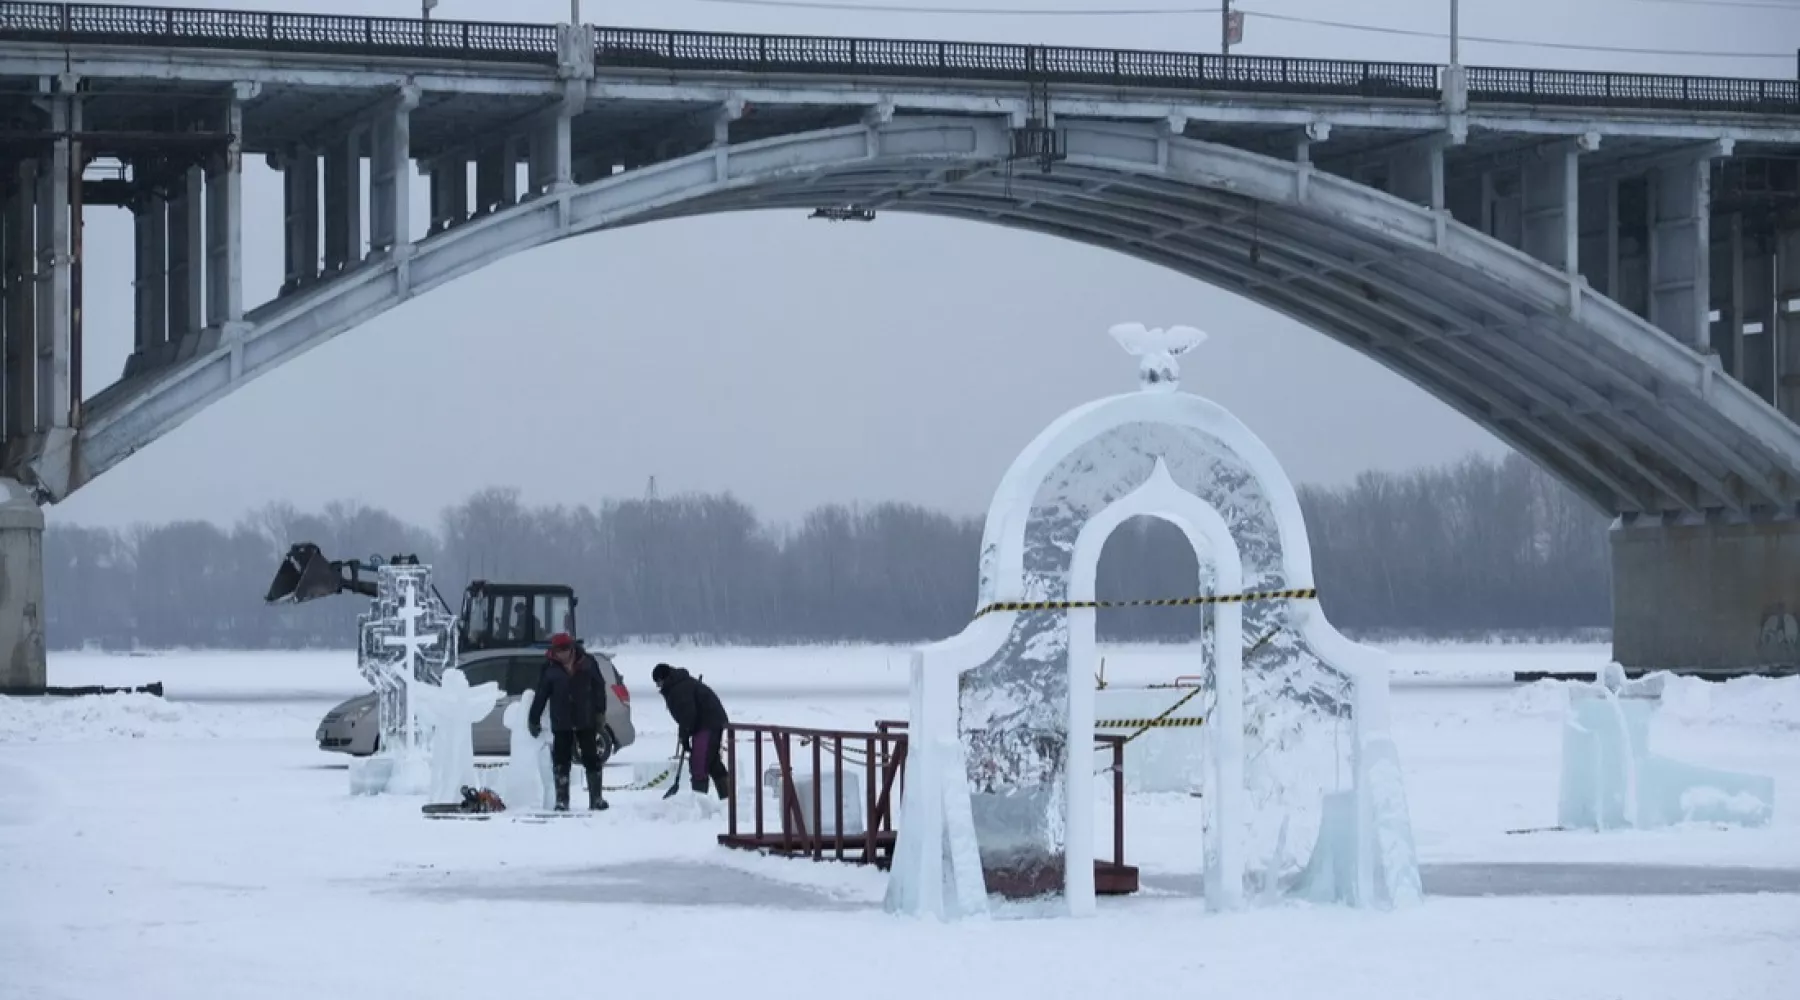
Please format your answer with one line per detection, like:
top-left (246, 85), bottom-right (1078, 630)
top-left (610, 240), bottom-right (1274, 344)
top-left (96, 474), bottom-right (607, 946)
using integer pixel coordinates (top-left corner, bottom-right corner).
top-left (642, 166), bottom-right (1790, 517)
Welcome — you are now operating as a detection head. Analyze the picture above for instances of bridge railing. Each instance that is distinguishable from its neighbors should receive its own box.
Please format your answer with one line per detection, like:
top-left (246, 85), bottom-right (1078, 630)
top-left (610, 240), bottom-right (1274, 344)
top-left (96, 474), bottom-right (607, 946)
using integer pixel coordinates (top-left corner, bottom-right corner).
top-left (1465, 65), bottom-right (1800, 114)
top-left (0, 1), bottom-right (559, 63)
top-left (594, 27), bottom-right (1442, 99)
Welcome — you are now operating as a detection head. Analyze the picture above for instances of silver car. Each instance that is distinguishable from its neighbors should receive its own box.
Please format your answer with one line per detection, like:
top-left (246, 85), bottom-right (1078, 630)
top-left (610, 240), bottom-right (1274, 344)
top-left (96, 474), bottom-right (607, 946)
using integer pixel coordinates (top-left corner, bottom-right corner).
top-left (314, 647), bottom-right (638, 758)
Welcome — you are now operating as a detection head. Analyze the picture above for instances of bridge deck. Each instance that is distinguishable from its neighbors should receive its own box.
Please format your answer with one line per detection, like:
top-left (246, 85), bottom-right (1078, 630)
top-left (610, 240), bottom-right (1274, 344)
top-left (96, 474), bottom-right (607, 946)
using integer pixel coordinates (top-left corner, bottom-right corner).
top-left (0, 2), bottom-right (1795, 115)
top-left (1, 2), bottom-right (1794, 179)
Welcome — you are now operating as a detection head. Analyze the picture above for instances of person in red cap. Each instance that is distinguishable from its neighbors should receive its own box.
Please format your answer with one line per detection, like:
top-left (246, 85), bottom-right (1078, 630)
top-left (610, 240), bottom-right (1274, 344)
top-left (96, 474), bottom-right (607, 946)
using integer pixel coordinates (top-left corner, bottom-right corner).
top-left (527, 632), bottom-right (611, 811)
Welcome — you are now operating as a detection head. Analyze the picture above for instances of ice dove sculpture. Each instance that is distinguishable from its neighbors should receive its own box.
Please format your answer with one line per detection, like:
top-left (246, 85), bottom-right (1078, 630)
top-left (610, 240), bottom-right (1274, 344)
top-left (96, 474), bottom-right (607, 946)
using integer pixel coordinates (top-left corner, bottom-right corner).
top-left (1109, 322), bottom-right (1208, 391)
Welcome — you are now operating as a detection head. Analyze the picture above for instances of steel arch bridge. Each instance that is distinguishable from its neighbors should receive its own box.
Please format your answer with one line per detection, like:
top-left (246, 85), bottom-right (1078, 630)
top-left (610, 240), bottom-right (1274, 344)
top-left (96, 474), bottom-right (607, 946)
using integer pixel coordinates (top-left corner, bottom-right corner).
top-left (69, 115), bottom-right (1800, 519)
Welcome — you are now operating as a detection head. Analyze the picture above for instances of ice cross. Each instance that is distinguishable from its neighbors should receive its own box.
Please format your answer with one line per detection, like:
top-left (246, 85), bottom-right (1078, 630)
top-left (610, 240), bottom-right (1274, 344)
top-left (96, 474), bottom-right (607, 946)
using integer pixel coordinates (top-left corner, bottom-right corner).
top-left (382, 580), bottom-right (442, 671)
top-left (1109, 322), bottom-right (1208, 392)
top-left (382, 580), bottom-right (443, 752)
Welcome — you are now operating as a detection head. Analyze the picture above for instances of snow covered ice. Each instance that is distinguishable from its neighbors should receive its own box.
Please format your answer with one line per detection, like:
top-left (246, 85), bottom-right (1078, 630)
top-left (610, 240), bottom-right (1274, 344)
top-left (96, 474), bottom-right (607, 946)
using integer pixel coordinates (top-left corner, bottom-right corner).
top-left (2, 644), bottom-right (1799, 999)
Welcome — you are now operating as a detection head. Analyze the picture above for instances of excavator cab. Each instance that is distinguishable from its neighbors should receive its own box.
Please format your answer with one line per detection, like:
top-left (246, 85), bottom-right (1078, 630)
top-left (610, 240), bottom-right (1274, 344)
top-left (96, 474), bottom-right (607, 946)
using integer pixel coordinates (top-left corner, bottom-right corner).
top-left (459, 582), bottom-right (578, 652)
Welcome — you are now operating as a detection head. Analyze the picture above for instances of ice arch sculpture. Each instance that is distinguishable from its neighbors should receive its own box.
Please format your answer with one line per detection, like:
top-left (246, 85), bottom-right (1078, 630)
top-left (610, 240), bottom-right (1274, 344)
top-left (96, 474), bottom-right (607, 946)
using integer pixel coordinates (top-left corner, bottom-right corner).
top-left (885, 323), bottom-right (1422, 920)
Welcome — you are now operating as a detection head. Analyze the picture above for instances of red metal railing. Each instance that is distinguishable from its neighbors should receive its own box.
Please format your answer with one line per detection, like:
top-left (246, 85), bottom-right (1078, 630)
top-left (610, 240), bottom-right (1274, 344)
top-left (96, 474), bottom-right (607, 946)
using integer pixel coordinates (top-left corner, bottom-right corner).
top-left (719, 719), bottom-right (1133, 891)
top-left (721, 722), bottom-right (907, 864)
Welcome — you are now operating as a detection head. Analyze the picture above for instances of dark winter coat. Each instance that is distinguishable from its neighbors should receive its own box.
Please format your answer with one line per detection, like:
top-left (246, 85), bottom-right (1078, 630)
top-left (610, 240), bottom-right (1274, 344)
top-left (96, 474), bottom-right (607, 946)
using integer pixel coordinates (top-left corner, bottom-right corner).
top-left (657, 667), bottom-right (729, 744)
top-left (528, 652), bottom-right (609, 733)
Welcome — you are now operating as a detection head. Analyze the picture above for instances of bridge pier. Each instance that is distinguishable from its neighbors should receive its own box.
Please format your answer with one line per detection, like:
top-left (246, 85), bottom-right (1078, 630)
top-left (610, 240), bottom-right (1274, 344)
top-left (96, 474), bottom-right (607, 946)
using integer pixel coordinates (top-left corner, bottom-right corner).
top-left (0, 477), bottom-right (45, 691)
top-left (1613, 515), bottom-right (1800, 673)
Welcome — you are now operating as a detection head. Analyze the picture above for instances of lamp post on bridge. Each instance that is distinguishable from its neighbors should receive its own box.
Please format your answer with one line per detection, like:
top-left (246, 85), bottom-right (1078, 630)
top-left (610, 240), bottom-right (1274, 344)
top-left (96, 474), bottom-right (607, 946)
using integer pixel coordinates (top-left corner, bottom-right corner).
top-left (1449, 0), bottom-right (1461, 66)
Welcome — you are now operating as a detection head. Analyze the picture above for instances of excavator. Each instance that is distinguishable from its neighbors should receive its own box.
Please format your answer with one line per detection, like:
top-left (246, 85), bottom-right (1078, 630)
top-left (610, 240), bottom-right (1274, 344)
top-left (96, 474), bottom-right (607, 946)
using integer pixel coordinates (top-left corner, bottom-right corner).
top-left (266, 542), bottom-right (641, 760)
top-left (264, 542), bottom-right (580, 653)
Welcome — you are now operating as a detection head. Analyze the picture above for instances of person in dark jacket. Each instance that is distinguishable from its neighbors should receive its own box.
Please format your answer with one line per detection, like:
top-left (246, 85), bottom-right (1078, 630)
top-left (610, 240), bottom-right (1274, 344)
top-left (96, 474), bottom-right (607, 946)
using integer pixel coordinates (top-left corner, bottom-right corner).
top-left (528, 633), bottom-right (611, 811)
top-left (651, 663), bottom-right (730, 799)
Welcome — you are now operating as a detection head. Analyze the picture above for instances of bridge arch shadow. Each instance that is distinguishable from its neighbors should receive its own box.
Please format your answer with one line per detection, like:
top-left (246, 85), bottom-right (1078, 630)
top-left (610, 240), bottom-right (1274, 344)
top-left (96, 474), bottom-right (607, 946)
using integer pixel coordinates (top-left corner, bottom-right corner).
top-left (77, 116), bottom-right (1800, 514)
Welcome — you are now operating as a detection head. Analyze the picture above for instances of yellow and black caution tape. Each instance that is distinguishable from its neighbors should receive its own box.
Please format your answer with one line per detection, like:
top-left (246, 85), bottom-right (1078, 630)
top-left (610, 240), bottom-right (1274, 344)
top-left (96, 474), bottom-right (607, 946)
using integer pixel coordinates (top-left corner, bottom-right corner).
top-left (1099, 624), bottom-right (1281, 745)
top-left (974, 588), bottom-right (1315, 618)
top-left (604, 766), bottom-right (677, 792)
top-left (1097, 716), bottom-right (1206, 730)
top-left (475, 759), bottom-right (676, 793)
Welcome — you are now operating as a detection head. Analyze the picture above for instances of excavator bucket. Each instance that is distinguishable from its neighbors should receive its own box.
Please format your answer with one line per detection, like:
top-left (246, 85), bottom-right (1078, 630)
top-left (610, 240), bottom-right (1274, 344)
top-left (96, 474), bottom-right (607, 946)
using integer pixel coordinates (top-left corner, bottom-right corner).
top-left (265, 542), bottom-right (346, 604)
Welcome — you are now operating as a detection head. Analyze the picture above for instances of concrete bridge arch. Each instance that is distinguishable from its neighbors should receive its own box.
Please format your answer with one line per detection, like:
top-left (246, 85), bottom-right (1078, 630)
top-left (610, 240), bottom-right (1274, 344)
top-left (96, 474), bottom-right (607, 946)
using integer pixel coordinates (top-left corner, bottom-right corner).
top-left (69, 114), bottom-right (1800, 524)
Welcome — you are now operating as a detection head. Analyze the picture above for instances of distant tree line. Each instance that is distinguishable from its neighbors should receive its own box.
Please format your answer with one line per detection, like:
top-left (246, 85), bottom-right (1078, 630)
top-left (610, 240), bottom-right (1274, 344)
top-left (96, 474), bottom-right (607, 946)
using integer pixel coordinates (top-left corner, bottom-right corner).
top-left (41, 451), bottom-right (1612, 651)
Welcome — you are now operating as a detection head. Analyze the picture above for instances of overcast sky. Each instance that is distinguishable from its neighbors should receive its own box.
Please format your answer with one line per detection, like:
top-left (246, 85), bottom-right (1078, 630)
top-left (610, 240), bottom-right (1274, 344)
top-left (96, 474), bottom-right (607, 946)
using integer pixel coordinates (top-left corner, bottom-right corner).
top-left (42, 0), bottom-right (1785, 532)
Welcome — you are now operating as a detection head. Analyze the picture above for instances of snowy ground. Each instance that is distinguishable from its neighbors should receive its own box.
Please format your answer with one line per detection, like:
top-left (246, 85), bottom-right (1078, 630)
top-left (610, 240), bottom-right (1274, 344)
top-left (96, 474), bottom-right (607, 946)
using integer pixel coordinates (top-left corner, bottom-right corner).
top-left (3, 641), bottom-right (1798, 1000)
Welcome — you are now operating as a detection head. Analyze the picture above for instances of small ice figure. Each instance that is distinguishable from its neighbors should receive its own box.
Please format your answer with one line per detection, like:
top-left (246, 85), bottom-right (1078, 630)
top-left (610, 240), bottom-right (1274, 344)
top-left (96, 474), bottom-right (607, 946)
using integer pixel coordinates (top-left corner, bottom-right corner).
top-left (502, 694), bottom-right (555, 811)
top-left (413, 670), bottom-right (501, 804)
top-left (1109, 322), bottom-right (1208, 391)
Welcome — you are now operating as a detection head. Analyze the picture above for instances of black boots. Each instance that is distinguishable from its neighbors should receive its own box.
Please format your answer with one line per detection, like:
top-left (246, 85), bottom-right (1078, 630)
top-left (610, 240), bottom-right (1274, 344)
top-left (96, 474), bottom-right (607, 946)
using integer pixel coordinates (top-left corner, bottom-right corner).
top-left (553, 767), bottom-right (608, 812)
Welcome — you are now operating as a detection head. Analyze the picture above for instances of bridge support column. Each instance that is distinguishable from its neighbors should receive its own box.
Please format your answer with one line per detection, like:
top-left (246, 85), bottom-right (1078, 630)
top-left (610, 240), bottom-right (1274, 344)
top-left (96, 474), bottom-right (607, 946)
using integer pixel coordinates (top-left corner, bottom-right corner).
top-left (31, 88), bottom-right (74, 434)
top-left (368, 87), bottom-right (417, 258)
top-left (1648, 152), bottom-right (1717, 351)
top-left (527, 86), bottom-right (581, 195)
top-left (130, 190), bottom-right (168, 371)
top-left (2, 167), bottom-right (33, 448)
top-left (0, 478), bottom-right (45, 692)
top-left (474, 140), bottom-right (517, 216)
top-left (205, 123), bottom-right (247, 333)
top-left (1774, 227), bottom-right (1800, 421)
top-left (0, 179), bottom-right (10, 450)
top-left (1388, 137), bottom-right (1444, 212)
top-left (1714, 211), bottom-right (1748, 385)
top-left (427, 158), bottom-right (468, 234)
top-left (1521, 141), bottom-right (1585, 275)
top-left (1578, 176), bottom-right (1621, 299)
top-left (167, 167), bottom-right (205, 340)
top-left (1732, 218), bottom-right (1778, 406)
top-left (1613, 515), bottom-right (1800, 673)
top-left (322, 128), bottom-right (363, 274)
top-left (279, 148), bottom-right (320, 293)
